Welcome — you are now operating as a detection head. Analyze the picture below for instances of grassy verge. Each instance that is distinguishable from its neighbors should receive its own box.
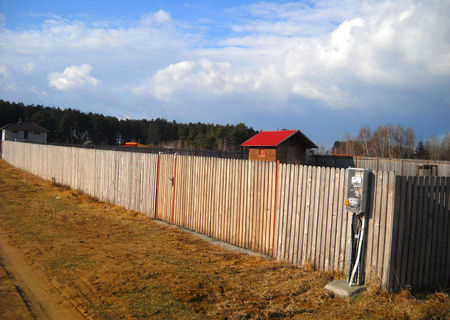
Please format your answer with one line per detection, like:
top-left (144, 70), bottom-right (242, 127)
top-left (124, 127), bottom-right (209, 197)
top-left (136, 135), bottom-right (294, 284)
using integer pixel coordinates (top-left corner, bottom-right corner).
top-left (0, 160), bottom-right (448, 319)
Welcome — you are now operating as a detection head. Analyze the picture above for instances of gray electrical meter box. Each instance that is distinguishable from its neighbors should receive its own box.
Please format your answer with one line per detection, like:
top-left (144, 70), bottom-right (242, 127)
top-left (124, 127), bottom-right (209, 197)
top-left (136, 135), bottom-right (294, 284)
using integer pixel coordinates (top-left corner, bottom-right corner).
top-left (345, 168), bottom-right (370, 214)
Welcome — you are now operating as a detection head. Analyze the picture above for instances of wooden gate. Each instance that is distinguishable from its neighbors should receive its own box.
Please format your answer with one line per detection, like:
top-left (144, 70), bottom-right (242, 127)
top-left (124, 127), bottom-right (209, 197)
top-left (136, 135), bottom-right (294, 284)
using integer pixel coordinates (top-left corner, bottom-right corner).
top-left (156, 153), bottom-right (177, 223)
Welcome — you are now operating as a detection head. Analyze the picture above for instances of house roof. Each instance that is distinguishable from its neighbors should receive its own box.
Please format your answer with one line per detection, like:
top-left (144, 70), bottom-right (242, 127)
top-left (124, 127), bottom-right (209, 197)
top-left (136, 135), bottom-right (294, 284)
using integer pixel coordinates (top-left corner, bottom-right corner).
top-left (241, 130), bottom-right (317, 148)
top-left (121, 142), bottom-right (149, 148)
top-left (1, 121), bottom-right (48, 132)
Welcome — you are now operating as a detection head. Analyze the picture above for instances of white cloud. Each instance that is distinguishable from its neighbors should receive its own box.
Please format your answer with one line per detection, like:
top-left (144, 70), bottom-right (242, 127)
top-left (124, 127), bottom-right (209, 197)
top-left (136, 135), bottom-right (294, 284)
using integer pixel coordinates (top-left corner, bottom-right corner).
top-left (0, 64), bottom-right (16, 90)
top-left (48, 64), bottom-right (99, 90)
top-left (0, 2), bottom-right (449, 117)
top-left (141, 10), bottom-right (171, 25)
top-left (129, 0), bottom-right (450, 108)
top-left (0, 64), bottom-right (8, 76)
top-left (135, 59), bottom-right (290, 103)
top-left (0, 10), bottom-right (181, 54)
top-left (23, 62), bottom-right (35, 73)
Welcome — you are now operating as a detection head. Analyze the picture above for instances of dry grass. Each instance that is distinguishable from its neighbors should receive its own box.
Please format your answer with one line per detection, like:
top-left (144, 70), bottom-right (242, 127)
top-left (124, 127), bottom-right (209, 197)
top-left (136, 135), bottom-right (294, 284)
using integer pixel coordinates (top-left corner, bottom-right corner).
top-left (0, 159), bottom-right (448, 320)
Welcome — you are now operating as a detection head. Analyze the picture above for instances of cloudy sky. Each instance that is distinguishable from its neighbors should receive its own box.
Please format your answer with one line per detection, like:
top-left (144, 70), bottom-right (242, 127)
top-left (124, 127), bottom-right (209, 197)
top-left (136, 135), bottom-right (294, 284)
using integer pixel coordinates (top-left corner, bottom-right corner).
top-left (1, 0), bottom-right (449, 148)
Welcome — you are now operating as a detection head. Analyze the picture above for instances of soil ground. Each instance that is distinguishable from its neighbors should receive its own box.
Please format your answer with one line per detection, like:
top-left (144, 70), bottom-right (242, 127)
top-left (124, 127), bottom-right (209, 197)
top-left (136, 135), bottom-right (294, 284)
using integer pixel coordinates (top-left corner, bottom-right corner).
top-left (0, 259), bottom-right (33, 320)
top-left (0, 237), bottom-right (85, 319)
top-left (0, 159), bottom-right (449, 319)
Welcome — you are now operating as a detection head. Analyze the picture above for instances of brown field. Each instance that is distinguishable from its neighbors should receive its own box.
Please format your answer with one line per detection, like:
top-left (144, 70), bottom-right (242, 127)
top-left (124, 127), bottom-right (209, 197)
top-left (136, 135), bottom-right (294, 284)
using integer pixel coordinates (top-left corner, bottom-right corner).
top-left (0, 159), bottom-right (448, 319)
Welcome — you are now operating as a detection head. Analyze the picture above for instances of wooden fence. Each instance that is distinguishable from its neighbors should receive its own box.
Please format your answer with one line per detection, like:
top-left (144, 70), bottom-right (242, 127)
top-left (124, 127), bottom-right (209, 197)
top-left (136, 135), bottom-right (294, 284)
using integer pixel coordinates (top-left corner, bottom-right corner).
top-left (310, 155), bottom-right (450, 176)
top-left (2, 141), bottom-right (449, 291)
top-left (275, 165), bottom-right (398, 290)
top-left (154, 154), bottom-right (278, 255)
top-left (389, 176), bottom-right (450, 291)
top-left (2, 142), bottom-right (158, 217)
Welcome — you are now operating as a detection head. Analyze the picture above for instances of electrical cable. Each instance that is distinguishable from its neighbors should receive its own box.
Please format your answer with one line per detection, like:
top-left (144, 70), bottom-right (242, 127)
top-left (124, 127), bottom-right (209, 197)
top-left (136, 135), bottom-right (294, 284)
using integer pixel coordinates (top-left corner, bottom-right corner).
top-left (349, 215), bottom-right (365, 286)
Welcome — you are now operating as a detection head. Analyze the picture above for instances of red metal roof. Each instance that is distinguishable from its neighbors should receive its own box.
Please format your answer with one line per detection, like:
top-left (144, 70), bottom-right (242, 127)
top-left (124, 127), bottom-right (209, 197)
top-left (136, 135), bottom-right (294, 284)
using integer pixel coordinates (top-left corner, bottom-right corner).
top-left (241, 130), bottom-right (298, 147)
top-left (121, 142), bottom-right (149, 148)
top-left (241, 129), bottom-right (317, 148)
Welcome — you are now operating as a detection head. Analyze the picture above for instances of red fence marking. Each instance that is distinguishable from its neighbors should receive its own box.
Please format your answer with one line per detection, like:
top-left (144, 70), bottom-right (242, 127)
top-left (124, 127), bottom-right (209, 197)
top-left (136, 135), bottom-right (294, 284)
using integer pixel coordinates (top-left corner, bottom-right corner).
top-left (272, 160), bottom-right (280, 257)
top-left (171, 154), bottom-right (178, 225)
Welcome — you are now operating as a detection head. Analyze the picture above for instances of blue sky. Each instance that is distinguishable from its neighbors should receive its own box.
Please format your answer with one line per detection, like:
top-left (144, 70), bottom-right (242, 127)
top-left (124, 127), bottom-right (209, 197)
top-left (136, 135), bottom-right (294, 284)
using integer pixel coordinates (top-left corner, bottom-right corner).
top-left (1, 0), bottom-right (449, 148)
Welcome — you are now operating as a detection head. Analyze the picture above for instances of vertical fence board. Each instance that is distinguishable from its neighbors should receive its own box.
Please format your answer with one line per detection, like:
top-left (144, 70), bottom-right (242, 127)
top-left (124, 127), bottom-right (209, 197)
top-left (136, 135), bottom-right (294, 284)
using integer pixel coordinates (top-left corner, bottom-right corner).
top-left (438, 177), bottom-right (449, 284)
top-left (400, 177), bottom-right (413, 288)
top-left (279, 163), bottom-right (288, 261)
top-left (406, 176), bottom-right (419, 287)
top-left (445, 177), bottom-right (450, 287)
top-left (301, 166), bottom-right (311, 265)
top-left (381, 172), bottom-right (396, 289)
top-left (337, 169), bottom-right (348, 271)
top-left (431, 177), bottom-right (443, 285)
top-left (413, 177), bottom-right (424, 288)
top-left (291, 166), bottom-right (301, 264)
top-left (319, 167), bottom-right (330, 270)
top-left (295, 166), bottom-right (306, 265)
top-left (328, 168), bottom-right (339, 271)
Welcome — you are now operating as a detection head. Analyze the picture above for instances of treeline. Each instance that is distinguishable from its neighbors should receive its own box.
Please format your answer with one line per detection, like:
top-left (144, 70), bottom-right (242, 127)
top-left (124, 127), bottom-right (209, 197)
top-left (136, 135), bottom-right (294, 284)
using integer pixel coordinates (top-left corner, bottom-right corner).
top-left (0, 100), bottom-right (257, 150)
top-left (331, 124), bottom-right (450, 161)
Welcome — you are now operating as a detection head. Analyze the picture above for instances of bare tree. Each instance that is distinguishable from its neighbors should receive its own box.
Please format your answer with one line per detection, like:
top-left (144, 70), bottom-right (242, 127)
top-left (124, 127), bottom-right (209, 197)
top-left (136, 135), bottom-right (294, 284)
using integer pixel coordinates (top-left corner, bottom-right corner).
top-left (404, 127), bottom-right (416, 159)
top-left (372, 126), bottom-right (387, 157)
top-left (394, 124), bottom-right (404, 158)
top-left (385, 124), bottom-right (394, 158)
top-left (344, 132), bottom-right (353, 155)
top-left (334, 125), bottom-right (449, 160)
top-left (426, 136), bottom-right (441, 160)
top-left (441, 133), bottom-right (450, 160)
top-left (357, 126), bottom-right (371, 156)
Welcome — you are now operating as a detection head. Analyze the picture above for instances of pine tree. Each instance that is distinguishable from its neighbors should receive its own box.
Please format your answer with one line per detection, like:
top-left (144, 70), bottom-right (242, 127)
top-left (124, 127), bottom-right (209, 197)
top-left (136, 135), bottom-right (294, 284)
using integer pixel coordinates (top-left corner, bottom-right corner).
top-left (414, 141), bottom-right (428, 159)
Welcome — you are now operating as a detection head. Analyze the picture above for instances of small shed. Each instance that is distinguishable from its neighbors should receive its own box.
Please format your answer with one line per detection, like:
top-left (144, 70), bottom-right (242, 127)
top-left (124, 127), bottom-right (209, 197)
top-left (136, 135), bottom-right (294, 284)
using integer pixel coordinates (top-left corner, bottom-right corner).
top-left (241, 130), bottom-right (317, 164)
top-left (1, 121), bottom-right (48, 143)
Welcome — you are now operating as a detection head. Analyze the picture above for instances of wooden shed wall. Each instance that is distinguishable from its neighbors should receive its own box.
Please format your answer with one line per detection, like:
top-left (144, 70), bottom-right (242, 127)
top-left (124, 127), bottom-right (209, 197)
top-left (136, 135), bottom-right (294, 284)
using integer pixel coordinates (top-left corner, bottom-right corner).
top-left (276, 138), bottom-right (308, 164)
top-left (248, 147), bottom-right (276, 162)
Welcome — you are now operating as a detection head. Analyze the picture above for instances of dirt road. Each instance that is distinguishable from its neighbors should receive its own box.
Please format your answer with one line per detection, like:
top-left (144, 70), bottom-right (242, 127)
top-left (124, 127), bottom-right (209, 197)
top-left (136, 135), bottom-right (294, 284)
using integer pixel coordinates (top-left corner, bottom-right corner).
top-left (0, 236), bottom-right (85, 320)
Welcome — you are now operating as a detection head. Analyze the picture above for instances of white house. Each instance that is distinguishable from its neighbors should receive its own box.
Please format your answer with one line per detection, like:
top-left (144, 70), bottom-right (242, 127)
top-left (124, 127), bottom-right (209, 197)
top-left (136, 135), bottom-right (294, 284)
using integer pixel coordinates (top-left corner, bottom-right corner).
top-left (1, 121), bottom-right (48, 143)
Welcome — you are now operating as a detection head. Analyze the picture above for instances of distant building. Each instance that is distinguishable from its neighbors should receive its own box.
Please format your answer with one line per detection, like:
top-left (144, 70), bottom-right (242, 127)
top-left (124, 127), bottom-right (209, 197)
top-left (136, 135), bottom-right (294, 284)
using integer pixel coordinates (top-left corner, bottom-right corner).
top-left (241, 130), bottom-right (317, 164)
top-left (1, 121), bottom-right (48, 143)
top-left (121, 142), bottom-right (149, 148)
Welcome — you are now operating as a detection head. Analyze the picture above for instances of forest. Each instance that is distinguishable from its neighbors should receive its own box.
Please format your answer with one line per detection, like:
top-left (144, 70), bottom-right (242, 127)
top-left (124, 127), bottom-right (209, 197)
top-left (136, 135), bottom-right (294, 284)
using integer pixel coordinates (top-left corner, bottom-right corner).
top-left (2, 100), bottom-right (449, 160)
top-left (0, 100), bottom-right (257, 151)
top-left (331, 124), bottom-right (450, 161)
